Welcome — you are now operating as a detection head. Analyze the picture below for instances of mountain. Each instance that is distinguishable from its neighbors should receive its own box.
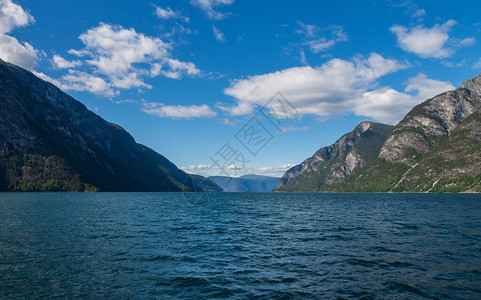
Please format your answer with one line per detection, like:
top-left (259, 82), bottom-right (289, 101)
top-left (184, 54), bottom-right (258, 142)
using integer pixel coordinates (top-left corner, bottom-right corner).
top-left (0, 59), bottom-right (202, 192)
top-left (208, 174), bottom-right (280, 192)
top-left (275, 121), bottom-right (394, 192)
top-left (190, 174), bottom-right (223, 192)
top-left (337, 72), bottom-right (481, 193)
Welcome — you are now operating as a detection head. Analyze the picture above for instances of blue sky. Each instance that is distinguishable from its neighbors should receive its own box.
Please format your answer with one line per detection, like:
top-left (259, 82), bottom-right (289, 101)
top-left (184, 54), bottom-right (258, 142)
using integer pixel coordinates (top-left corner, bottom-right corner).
top-left (1, 0), bottom-right (481, 177)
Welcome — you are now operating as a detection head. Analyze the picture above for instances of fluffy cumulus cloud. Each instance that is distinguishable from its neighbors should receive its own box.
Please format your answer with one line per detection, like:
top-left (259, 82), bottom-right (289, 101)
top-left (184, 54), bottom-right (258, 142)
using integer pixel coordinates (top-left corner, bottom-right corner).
top-left (355, 73), bottom-right (455, 123)
top-left (390, 20), bottom-right (475, 59)
top-left (142, 102), bottom-right (217, 119)
top-left (222, 53), bottom-right (455, 124)
top-left (190, 0), bottom-right (234, 19)
top-left (47, 23), bottom-right (200, 96)
top-left (61, 70), bottom-right (115, 97)
top-left (0, 0), bottom-right (37, 69)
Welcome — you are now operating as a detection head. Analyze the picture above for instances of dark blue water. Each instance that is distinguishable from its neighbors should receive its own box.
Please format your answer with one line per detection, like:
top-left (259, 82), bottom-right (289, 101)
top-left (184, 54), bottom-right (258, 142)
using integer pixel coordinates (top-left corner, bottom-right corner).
top-left (0, 193), bottom-right (480, 299)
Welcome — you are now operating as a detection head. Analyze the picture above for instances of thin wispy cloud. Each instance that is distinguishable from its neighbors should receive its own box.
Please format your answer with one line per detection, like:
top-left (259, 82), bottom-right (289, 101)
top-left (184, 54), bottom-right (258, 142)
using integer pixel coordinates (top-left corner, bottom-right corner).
top-left (473, 58), bottom-right (481, 69)
top-left (212, 25), bottom-right (226, 42)
top-left (154, 6), bottom-right (189, 22)
top-left (280, 126), bottom-right (309, 133)
top-left (296, 21), bottom-right (348, 53)
top-left (190, 0), bottom-right (234, 19)
top-left (387, 0), bottom-right (426, 20)
top-left (142, 103), bottom-right (217, 119)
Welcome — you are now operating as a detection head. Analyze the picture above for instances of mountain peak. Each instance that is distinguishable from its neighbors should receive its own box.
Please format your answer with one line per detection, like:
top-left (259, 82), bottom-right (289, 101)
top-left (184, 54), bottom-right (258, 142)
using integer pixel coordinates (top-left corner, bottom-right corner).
top-left (275, 121), bottom-right (393, 192)
top-left (460, 71), bottom-right (481, 95)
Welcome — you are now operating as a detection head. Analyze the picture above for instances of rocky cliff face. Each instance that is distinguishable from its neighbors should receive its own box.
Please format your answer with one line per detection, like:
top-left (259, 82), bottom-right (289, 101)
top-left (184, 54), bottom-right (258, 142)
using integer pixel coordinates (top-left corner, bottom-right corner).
top-left (275, 121), bottom-right (394, 192)
top-left (379, 83), bottom-right (481, 166)
top-left (0, 59), bottom-right (199, 192)
top-left (337, 72), bottom-right (481, 192)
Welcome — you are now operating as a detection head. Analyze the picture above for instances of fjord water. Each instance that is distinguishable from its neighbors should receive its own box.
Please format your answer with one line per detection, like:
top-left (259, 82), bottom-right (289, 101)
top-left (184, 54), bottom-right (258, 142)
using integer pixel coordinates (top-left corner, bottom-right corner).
top-left (0, 193), bottom-right (480, 299)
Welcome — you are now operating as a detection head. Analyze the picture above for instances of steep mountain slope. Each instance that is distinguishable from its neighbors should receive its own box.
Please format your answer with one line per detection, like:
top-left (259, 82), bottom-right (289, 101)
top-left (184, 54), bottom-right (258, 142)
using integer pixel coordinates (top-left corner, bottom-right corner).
top-left (208, 174), bottom-right (280, 192)
top-left (275, 121), bottom-right (394, 192)
top-left (190, 174), bottom-right (223, 192)
top-left (337, 72), bottom-right (481, 192)
top-left (0, 59), bottom-right (197, 192)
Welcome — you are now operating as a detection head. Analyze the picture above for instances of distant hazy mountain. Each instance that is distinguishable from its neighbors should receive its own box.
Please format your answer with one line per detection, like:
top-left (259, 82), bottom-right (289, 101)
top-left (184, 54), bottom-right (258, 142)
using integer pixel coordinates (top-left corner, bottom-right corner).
top-left (337, 72), bottom-right (481, 193)
top-left (275, 121), bottom-right (394, 192)
top-left (0, 59), bottom-right (204, 192)
top-left (208, 174), bottom-right (280, 192)
top-left (190, 174), bottom-right (223, 192)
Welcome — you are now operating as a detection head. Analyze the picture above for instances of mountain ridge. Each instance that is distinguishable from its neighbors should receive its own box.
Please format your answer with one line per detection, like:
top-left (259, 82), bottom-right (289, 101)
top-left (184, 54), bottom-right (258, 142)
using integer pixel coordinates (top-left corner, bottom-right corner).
top-left (336, 71), bottom-right (481, 192)
top-left (277, 71), bottom-right (481, 193)
top-left (0, 59), bottom-right (203, 192)
top-left (275, 121), bottom-right (394, 192)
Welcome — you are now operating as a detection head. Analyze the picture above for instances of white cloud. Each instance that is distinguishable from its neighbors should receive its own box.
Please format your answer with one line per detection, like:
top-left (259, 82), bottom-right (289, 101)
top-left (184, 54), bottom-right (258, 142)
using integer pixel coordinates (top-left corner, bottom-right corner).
top-left (154, 6), bottom-right (189, 22)
top-left (355, 73), bottom-right (455, 123)
top-left (453, 37), bottom-right (475, 48)
top-left (473, 58), bottom-right (481, 69)
top-left (216, 101), bottom-right (253, 116)
top-left (404, 73), bottom-right (455, 100)
top-left (256, 164), bottom-right (296, 177)
top-left (280, 126), bottom-right (309, 132)
top-left (67, 49), bottom-right (90, 57)
top-left (0, 0), bottom-right (33, 34)
top-left (222, 118), bottom-right (238, 126)
top-left (47, 23), bottom-right (200, 96)
top-left (297, 22), bottom-right (348, 53)
top-left (0, 34), bottom-right (37, 68)
top-left (296, 21), bottom-right (318, 37)
top-left (387, 0), bottom-right (426, 19)
top-left (159, 23), bottom-right (198, 39)
top-left (299, 49), bottom-right (307, 65)
top-left (0, 0), bottom-right (37, 69)
top-left (212, 25), bottom-right (226, 42)
top-left (412, 9), bottom-right (426, 18)
top-left (221, 53), bottom-right (455, 124)
top-left (181, 164), bottom-right (212, 171)
top-left (155, 6), bottom-right (176, 19)
top-left (52, 54), bottom-right (82, 69)
top-left (190, 0), bottom-right (234, 19)
top-left (151, 58), bottom-right (200, 79)
top-left (224, 53), bottom-right (406, 116)
top-left (61, 70), bottom-right (115, 97)
top-left (182, 163), bottom-right (295, 177)
top-left (390, 20), bottom-right (474, 59)
top-left (33, 69), bottom-right (116, 97)
top-left (142, 103), bottom-right (217, 119)
top-left (354, 88), bottom-right (413, 123)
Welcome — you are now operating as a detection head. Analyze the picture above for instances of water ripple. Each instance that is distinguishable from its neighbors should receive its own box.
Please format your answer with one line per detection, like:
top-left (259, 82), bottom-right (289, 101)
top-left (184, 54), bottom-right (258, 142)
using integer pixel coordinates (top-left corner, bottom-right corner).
top-left (0, 192), bottom-right (480, 299)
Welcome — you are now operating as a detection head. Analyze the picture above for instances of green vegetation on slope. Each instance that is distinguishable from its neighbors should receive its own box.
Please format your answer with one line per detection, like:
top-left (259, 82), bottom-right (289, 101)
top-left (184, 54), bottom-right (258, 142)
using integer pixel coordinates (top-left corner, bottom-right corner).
top-left (1, 154), bottom-right (98, 192)
top-left (338, 111), bottom-right (481, 193)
